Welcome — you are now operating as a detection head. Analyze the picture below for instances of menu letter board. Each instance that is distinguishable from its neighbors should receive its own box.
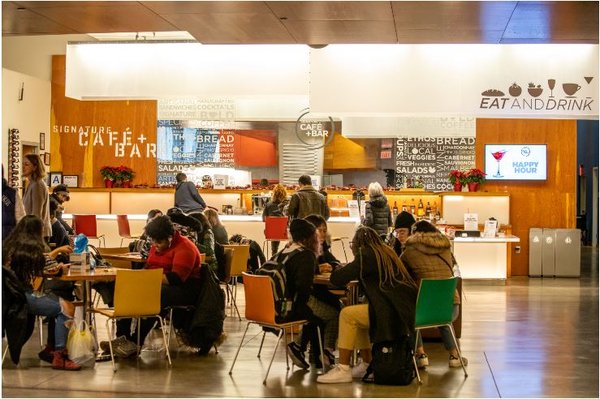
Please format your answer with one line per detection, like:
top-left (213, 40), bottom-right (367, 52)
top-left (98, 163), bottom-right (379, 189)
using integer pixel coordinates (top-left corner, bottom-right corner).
top-left (395, 137), bottom-right (475, 191)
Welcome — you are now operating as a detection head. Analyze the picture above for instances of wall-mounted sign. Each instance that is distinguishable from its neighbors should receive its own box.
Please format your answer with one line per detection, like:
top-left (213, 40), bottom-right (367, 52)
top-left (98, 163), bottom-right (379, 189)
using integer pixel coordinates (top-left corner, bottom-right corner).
top-left (395, 137), bottom-right (475, 191)
top-left (484, 144), bottom-right (547, 181)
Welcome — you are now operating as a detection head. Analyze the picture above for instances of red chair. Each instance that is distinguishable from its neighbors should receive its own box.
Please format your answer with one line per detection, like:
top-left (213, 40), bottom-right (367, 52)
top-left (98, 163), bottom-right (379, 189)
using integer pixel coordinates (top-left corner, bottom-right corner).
top-left (116, 214), bottom-right (140, 247)
top-left (262, 217), bottom-right (289, 258)
top-left (72, 214), bottom-right (106, 247)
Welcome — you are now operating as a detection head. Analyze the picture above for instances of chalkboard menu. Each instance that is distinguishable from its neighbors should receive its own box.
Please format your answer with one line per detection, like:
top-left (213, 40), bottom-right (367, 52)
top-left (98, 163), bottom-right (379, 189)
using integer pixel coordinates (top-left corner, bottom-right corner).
top-left (395, 137), bottom-right (475, 191)
top-left (157, 120), bottom-right (236, 185)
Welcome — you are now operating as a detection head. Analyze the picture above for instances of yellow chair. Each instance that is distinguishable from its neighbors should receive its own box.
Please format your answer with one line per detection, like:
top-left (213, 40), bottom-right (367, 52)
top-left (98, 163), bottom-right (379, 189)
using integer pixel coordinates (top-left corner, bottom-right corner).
top-left (222, 244), bottom-right (250, 321)
top-left (91, 269), bottom-right (171, 372)
top-left (228, 272), bottom-right (324, 385)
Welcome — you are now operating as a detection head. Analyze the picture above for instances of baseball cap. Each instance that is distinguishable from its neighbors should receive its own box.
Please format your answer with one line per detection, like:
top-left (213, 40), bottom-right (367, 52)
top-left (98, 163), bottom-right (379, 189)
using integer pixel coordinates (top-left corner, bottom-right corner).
top-left (52, 184), bottom-right (70, 200)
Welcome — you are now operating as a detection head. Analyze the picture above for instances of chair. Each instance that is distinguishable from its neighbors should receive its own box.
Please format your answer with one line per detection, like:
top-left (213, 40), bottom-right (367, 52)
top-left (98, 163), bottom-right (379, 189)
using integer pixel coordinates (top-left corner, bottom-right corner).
top-left (222, 244), bottom-right (250, 321)
top-left (72, 214), bottom-right (106, 247)
top-left (413, 277), bottom-right (468, 383)
top-left (217, 248), bottom-right (237, 319)
top-left (229, 272), bottom-right (324, 385)
top-left (116, 215), bottom-right (140, 247)
top-left (91, 269), bottom-right (171, 372)
top-left (262, 217), bottom-right (289, 258)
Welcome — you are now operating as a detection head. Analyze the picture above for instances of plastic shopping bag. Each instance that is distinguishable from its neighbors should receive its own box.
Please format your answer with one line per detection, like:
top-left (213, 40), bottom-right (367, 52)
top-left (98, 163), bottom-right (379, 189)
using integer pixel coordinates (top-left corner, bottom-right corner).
top-left (67, 320), bottom-right (97, 368)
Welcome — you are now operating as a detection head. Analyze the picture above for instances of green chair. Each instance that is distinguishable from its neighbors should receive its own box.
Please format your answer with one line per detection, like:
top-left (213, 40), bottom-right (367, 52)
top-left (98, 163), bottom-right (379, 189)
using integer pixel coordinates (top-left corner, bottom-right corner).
top-left (414, 277), bottom-right (468, 383)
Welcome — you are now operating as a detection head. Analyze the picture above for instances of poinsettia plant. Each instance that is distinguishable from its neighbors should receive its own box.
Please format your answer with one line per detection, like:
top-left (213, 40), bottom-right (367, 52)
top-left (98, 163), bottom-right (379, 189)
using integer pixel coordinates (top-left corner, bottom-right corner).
top-left (100, 166), bottom-right (117, 181)
top-left (448, 170), bottom-right (466, 185)
top-left (464, 168), bottom-right (486, 184)
top-left (115, 165), bottom-right (135, 181)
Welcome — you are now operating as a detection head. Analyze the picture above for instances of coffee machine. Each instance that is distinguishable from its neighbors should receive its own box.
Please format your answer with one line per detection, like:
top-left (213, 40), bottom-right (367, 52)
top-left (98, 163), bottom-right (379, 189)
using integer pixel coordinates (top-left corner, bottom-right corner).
top-left (252, 194), bottom-right (271, 215)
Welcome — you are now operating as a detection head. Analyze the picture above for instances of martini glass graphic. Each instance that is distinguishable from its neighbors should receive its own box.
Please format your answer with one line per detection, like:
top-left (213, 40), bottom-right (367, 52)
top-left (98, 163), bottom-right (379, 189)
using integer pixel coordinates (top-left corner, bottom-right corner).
top-left (492, 150), bottom-right (507, 178)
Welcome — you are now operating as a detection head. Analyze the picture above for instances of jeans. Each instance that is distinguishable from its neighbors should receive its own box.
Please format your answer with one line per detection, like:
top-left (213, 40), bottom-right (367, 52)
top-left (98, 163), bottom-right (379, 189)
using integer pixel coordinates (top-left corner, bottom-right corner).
top-left (26, 291), bottom-right (70, 349)
top-left (417, 304), bottom-right (460, 351)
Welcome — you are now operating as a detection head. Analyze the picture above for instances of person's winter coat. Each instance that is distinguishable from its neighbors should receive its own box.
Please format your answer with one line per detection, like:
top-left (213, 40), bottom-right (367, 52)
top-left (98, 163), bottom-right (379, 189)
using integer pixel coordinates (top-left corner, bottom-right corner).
top-left (2, 266), bottom-right (35, 364)
top-left (363, 194), bottom-right (393, 235)
top-left (331, 247), bottom-right (417, 343)
top-left (400, 232), bottom-right (460, 304)
top-left (287, 186), bottom-right (330, 220)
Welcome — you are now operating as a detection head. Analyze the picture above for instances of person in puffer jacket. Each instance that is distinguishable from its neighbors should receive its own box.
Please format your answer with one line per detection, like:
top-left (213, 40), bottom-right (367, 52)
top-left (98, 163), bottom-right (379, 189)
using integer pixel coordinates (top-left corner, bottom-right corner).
top-left (362, 182), bottom-right (392, 236)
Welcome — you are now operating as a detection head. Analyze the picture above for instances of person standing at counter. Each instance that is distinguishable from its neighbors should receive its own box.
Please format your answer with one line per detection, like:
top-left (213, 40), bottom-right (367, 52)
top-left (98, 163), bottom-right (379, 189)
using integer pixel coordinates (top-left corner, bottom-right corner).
top-left (287, 175), bottom-right (330, 221)
top-left (174, 172), bottom-right (206, 213)
top-left (262, 183), bottom-right (288, 255)
top-left (22, 154), bottom-right (51, 238)
top-left (400, 220), bottom-right (467, 369)
top-left (362, 182), bottom-right (392, 236)
top-left (50, 184), bottom-right (74, 235)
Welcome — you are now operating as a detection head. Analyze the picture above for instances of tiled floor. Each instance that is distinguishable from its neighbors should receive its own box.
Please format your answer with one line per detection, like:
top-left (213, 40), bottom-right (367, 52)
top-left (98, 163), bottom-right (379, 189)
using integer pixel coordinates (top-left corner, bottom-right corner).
top-left (3, 247), bottom-right (598, 398)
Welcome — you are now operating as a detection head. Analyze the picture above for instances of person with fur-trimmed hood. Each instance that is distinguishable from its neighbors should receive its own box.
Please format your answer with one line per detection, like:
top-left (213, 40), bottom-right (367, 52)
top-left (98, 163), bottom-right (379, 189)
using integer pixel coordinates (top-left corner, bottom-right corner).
top-left (400, 220), bottom-right (467, 370)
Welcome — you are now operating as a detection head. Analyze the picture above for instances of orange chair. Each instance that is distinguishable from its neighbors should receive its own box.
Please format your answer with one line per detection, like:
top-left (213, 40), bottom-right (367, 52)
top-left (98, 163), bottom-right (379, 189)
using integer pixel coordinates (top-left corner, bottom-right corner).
top-left (116, 214), bottom-right (140, 247)
top-left (72, 214), bottom-right (105, 247)
top-left (228, 272), bottom-right (324, 384)
top-left (262, 217), bottom-right (289, 258)
top-left (222, 244), bottom-right (250, 321)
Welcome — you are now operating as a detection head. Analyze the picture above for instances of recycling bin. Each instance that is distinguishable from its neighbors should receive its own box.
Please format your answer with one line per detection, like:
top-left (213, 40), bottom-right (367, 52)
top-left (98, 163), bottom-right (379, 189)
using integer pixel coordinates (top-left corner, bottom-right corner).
top-left (541, 228), bottom-right (556, 276)
top-left (554, 229), bottom-right (581, 277)
top-left (529, 228), bottom-right (543, 277)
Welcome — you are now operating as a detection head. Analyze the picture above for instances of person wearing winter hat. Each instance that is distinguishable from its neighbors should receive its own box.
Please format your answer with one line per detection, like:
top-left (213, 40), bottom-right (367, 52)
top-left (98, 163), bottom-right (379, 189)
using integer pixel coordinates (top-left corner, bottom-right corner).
top-left (50, 184), bottom-right (73, 235)
top-left (276, 219), bottom-right (324, 370)
top-left (385, 211), bottom-right (416, 256)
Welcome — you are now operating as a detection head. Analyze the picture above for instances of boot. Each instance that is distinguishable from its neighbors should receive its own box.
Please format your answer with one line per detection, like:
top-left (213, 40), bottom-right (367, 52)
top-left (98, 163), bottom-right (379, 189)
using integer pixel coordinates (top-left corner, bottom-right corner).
top-left (51, 349), bottom-right (82, 371)
top-left (38, 345), bottom-right (54, 364)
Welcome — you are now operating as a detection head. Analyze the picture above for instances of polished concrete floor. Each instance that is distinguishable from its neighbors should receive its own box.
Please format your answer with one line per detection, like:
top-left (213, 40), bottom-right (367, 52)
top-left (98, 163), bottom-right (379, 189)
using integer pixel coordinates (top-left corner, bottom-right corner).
top-left (3, 247), bottom-right (598, 398)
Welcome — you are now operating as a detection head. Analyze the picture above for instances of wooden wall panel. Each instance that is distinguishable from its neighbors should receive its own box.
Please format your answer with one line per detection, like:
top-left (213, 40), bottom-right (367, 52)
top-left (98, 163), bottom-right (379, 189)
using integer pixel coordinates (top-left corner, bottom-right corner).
top-left (324, 133), bottom-right (378, 170)
top-left (476, 119), bottom-right (577, 276)
top-left (50, 55), bottom-right (157, 187)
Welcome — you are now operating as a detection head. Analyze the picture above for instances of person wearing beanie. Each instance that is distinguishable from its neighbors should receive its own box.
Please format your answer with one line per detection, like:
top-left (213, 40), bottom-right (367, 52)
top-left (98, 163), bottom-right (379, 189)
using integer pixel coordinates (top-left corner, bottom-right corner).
top-left (386, 210), bottom-right (416, 256)
top-left (276, 219), bottom-right (325, 370)
top-left (50, 184), bottom-right (73, 235)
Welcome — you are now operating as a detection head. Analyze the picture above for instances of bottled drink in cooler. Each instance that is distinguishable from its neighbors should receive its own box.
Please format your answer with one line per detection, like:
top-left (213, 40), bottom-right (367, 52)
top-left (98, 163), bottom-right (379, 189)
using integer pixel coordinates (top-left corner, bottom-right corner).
top-left (417, 199), bottom-right (425, 217)
top-left (392, 201), bottom-right (399, 218)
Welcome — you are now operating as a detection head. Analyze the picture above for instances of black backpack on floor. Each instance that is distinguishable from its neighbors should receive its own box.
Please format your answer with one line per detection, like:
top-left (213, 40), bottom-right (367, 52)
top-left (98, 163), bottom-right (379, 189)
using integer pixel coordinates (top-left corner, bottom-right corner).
top-left (366, 335), bottom-right (416, 385)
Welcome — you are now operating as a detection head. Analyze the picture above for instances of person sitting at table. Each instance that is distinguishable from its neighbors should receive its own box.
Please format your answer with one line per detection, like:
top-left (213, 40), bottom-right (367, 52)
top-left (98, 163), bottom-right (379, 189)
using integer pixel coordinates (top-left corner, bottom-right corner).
top-left (101, 215), bottom-right (202, 358)
top-left (286, 214), bottom-right (342, 369)
top-left (317, 226), bottom-right (417, 383)
top-left (49, 199), bottom-right (70, 248)
top-left (130, 209), bottom-right (163, 258)
top-left (386, 210), bottom-right (416, 256)
top-left (400, 220), bottom-right (467, 369)
top-left (2, 215), bottom-right (80, 370)
top-left (203, 208), bottom-right (229, 245)
top-left (188, 211), bottom-right (218, 272)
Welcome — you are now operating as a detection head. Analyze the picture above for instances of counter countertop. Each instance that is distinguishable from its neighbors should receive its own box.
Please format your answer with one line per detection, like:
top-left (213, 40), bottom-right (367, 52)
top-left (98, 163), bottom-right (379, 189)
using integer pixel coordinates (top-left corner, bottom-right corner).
top-left (453, 235), bottom-right (520, 243)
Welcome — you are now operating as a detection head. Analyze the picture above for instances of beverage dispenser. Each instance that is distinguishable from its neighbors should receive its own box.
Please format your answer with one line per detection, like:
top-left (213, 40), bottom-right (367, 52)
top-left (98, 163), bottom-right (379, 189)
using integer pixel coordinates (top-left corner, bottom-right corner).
top-left (252, 194), bottom-right (271, 215)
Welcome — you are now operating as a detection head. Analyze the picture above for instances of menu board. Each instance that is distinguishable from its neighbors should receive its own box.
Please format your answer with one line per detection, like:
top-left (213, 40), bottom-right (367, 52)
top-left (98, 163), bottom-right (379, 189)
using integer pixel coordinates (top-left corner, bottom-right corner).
top-left (395, 137), bottom-right (475, 191)
top-left (156, 120), bottom-right (236, 185)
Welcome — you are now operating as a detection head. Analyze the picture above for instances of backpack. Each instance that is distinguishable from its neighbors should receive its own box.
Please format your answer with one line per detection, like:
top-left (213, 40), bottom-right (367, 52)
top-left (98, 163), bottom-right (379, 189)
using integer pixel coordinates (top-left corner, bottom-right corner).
top-left (365, 335), bottom-right (416, 385)
top-left (255, 249), bottom-right (301, 323)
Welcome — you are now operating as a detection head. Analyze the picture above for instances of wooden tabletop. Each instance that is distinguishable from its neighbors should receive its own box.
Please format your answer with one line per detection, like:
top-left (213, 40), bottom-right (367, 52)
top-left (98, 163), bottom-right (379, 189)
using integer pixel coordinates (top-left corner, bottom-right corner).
top-left (59, 267), bottom-right (118, 281)
top-left (101, 252), bottom-right (145, 262)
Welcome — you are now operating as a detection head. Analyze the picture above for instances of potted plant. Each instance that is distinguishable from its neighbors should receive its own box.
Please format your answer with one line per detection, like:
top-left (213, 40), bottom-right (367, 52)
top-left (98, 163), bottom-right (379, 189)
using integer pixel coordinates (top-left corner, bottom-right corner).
top-left (464, 168), bottom-right (486, 192)
top-left (448, 170), bottom-right (466, 192)
top-left (115, 165), bottom-right (135, 188)
top-left (100, 166), bottom-right (117, 188)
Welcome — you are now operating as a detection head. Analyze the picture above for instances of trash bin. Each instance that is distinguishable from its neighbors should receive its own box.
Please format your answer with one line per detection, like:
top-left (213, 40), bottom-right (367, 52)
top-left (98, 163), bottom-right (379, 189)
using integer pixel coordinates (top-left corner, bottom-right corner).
top-left (542, 228), bottom-right (556, 277)
top-left (529, 228), bottom-right (543, 277)
top-left (554, 229), bottom-right (581, 277)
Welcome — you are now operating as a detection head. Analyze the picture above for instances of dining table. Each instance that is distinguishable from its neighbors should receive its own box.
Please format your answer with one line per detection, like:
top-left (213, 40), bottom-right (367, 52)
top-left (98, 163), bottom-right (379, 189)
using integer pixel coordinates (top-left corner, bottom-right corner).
top-left (313, 273), bottom-right (360, 306)
top-left (100, 251), bottom-right (145, 263)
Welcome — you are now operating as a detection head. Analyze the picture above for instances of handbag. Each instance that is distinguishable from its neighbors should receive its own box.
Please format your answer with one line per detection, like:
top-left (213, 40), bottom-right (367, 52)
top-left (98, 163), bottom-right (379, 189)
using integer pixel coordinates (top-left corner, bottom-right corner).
top-left (67, 320), bottom-right (97, 367)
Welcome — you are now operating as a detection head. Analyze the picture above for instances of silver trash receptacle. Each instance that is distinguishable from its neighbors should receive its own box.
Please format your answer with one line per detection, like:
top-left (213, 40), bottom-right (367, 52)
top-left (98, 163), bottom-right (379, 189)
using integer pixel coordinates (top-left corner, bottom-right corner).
top-left (529, 228), bottom-right (543, 277)
top-left (555, 229), bottom-right (581, 277)
top-left (542, 228), bottom-right (556, 277)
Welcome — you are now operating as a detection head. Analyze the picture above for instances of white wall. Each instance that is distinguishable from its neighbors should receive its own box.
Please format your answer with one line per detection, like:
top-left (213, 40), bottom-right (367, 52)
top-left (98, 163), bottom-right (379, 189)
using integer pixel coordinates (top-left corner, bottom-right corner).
top-left (3, 34), bottom-right (92, 81)
top-left (2, 68), bottom-right (52, 186)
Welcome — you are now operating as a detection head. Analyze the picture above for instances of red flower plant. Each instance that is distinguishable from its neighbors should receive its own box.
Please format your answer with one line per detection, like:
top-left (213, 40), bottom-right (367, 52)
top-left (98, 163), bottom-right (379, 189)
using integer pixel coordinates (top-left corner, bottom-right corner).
top-left (448, 170), bottom-right (466, 185)
top-left (464, 168), bottom-right (486, 184)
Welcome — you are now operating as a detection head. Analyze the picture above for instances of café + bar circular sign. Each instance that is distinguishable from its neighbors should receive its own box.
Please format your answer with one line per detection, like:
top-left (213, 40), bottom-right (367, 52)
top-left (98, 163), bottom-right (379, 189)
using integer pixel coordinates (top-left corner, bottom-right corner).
top-left (295, 108), bottom-right (335, 150)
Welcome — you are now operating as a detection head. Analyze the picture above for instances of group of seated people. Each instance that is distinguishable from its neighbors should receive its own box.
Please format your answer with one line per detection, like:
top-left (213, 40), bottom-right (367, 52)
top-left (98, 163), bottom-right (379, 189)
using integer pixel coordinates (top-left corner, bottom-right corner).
top-left (3, 203), bottom-right (465, 381)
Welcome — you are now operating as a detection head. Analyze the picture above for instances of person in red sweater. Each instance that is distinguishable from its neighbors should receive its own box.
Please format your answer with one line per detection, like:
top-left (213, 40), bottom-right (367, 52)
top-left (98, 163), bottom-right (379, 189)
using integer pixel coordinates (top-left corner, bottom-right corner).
top-left (100, 215), bottom-right (202, 358)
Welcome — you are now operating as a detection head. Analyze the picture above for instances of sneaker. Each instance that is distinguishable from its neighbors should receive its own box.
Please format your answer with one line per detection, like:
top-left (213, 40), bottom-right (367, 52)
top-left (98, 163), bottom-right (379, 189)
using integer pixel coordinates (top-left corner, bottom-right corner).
top-left (416, 353), bottom-right (429, 368)
top-left (351, 360), bottom-right (370, 379)
top-left (287, 342), bottom-right (309, 369)
top-left (317, 364), bottom-right (353, 384)
top-left (51, 349), bottom-right (81, 371)
top-left (449, 355), bottom-right (468, 368)
top-left (38, 346), bottom-right (54, 364)
top-left (111, 336), bottom-right (139, 358)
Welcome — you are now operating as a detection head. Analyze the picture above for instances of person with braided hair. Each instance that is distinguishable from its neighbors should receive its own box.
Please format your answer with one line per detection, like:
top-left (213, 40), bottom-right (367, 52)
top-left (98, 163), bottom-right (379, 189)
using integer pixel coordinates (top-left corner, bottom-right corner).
top-left (317, 226), bottom-right (417, 384)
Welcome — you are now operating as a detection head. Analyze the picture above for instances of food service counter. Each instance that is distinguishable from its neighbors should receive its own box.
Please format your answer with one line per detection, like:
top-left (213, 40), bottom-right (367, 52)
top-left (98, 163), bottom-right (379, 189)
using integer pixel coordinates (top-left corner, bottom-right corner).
top-left (452, 235), bottom-right (520, 279)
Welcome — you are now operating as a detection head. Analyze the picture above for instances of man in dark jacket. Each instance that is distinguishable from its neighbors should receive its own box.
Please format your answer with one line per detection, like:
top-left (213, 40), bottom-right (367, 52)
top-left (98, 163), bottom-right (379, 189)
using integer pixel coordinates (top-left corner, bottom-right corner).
top-left (287, 175), bottom-right (330, 221)
top-left (174, 172), bottom-right (207, 213)
top-left (50, 184), bottom-right (74, 235)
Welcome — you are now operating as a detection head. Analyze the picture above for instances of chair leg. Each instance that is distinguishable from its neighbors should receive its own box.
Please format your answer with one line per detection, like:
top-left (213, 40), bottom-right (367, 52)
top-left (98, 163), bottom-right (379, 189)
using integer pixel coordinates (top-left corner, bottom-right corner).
top-left (136, 318), bottom-right (141, 358)
top-left (316, 325), bottom-right (325, 374)
top-left (258, 331), bottom-right (267, 358)
top-left (166, 308), bottom-right (174, 350)
top-left (283, 327), bottom-right (290, 370)
top-left (231, 282), bottom-right (241, 321)
top-left (2, 340), bottom-right (8, 364)
top-left (262, 240), bottom-right (268, 260)
top-left (229, 322), bottom-right (251, 375)
top-left (37, 315), bottom-right (44, 349)
top-left (156, 316), bottom-right (172, 366)
top-left (340, 240), bottom-right (348, 263)
top-left (106, 318), bottom-right (117, 372)
top-left (447, 324), bottom-right (468, 378)
top-left (263, 328), bottom-right (284, 385)
top-left (414, 329), bottom-right (422, 384)
top-left (120, 238), bottom-right (124, 247)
